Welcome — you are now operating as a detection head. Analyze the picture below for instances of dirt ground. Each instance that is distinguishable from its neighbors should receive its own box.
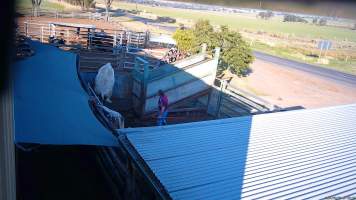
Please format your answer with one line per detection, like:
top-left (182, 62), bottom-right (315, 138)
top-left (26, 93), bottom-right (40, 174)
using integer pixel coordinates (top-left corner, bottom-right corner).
top-left (230, 59), bottom-right (356, 109)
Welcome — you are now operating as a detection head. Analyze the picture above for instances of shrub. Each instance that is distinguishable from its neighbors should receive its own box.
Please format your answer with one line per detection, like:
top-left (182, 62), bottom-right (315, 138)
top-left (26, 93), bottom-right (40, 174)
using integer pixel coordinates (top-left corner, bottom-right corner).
top-left (283, 14), bottom-right (308, 23)
top-left (319, 18), bottom-right (327, 26)
top-left (258, 11), bottom-right (274, 20)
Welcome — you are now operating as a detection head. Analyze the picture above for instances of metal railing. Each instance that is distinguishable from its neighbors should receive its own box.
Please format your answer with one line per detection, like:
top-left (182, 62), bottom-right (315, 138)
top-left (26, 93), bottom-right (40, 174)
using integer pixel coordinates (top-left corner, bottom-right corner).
top-left (17, 8), bottom-right (108, 21)
top-left (18, 21), bottom-right (148, 49)
top-left (16, 20), bottom-right (163, 72)
top-left (214, 78), bottom-right (279, 118)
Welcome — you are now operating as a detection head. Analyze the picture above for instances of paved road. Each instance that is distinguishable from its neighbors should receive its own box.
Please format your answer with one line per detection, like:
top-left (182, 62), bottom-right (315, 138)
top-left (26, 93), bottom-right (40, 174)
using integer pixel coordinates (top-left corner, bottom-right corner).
top-left (254, 51), bottom-right (356, 87)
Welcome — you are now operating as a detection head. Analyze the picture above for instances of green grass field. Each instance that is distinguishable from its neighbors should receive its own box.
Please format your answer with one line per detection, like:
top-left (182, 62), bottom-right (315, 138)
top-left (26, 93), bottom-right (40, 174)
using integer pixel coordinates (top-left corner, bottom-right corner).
top-left (114, 2), bottom-right (356, 74)
top-left (251, 41), bottom-right (356, 75)
top-left (116, 2), bottom-right (356, 43)
top-left (16, 0), bottom-right (66, 11)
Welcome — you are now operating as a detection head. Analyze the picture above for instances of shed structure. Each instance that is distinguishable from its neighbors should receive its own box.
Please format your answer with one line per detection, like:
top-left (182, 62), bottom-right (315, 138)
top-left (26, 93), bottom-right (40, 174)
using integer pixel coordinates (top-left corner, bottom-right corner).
top-left (120, 104), bottom-right (356, 199)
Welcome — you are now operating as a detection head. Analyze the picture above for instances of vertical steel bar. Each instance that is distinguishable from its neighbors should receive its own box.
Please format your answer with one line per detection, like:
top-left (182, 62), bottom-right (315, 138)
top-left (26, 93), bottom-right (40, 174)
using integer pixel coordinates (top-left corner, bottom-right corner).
top-left (41, 26), bottom-right (44, 42)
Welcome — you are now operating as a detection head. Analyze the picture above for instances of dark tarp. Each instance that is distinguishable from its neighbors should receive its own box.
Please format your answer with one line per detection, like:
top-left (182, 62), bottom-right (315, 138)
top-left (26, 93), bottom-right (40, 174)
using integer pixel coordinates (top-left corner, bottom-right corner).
top-left (13, 41), bottom-right (118, 146)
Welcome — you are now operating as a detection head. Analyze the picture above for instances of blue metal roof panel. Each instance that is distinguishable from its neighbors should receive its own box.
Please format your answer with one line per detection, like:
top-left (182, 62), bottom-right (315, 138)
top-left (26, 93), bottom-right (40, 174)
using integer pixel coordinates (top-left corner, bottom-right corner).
top-left (122, 104), bottom-right (356, 199)
top-left (14, 41), bottom-right (118, 146)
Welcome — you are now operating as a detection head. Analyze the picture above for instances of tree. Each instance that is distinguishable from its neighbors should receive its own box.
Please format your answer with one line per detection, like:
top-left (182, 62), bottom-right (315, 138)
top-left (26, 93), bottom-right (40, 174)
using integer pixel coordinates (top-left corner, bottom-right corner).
top-left (104, 0), bottom-right (114, 22)
top-left (172, 29), bottom-right (197, 53)
top-left (173, 20), bottom-right (254, 76)
top-left (31, 0), bottom-right (42, 17)
top-left (192, 19), bottom-right (218, 53)
top-left (215, 26), bottom-right (254, 75)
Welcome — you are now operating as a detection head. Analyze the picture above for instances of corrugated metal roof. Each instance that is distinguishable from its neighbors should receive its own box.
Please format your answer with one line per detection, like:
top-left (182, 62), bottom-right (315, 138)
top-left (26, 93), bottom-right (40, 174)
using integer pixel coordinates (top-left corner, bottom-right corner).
top-left (121, 104), bottom-right (356, 199)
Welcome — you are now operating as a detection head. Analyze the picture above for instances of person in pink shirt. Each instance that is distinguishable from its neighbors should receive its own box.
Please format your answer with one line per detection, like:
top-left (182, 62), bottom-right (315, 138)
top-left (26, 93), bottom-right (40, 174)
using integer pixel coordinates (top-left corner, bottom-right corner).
top-left (157, 90), bottom-right (169, 126)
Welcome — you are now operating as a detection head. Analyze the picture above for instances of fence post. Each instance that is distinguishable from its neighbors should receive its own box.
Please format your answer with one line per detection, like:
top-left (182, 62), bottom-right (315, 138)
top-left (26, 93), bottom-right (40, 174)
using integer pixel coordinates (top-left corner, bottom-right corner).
top-left (113, 31), bottom-right (117, 48)
top-left (25, 22), bottom-right (28, 37)
top-left (87, 32), bottom-right (90, 49)
top-left (120, 32), bottom-right (123, 45)
top-left (128, 32), bottom-right (131, 47)
top-left (217, 80), bottom-right (227, 118)
top-left (41, 26), bottom-right (44, 42)
top-left (67, 29), bottom-right (70, 41)
top-left (144, 31), bottom-right (149, 48)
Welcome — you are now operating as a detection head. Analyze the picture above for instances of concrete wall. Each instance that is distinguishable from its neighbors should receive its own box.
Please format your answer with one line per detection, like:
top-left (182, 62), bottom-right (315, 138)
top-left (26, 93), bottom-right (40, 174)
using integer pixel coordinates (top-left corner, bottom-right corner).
top-left (173, 54), bottom-right (205, 69)
top-left (144, 58), bottom-right (218, 113)
top-left (146, 58), bottom-right (217, 98)
top-left (144, 74), bottom-right (216, 112)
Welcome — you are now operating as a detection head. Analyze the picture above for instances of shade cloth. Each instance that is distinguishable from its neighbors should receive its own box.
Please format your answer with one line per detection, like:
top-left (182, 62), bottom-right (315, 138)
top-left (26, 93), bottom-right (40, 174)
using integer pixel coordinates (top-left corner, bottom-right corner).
top-left (13, 41), bottom-right (118, 146)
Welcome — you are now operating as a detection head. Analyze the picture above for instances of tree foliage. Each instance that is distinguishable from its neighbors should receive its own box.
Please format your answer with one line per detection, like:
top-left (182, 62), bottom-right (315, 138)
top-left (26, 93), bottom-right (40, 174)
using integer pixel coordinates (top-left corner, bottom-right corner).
top-left (193, 20), bottom-right (217, 50)
top-left (283, 14), bottom-right (308, 23)
top-left (172, 29), bottom-right (197, 53)
top-left (215, 26), bottom-right (254, 75)
top-left (173, 20), bottom-right (254, 76)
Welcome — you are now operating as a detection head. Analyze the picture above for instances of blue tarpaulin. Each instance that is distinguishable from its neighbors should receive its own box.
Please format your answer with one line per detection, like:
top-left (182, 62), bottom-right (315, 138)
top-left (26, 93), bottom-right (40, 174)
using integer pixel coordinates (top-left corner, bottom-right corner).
top-left (13, 41), bottom-right (118, 146)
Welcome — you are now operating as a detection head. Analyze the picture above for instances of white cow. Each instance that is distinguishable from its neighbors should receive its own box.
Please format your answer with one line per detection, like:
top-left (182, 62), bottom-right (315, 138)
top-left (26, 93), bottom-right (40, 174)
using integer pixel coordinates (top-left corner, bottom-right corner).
top-left (94, 63), bottom-right (115, 103)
